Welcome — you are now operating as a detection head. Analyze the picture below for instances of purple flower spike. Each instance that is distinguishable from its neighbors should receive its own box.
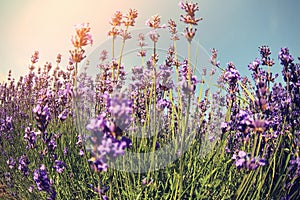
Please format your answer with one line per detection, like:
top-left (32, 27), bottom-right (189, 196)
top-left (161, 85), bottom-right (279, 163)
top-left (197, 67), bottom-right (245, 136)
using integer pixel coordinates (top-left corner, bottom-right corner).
top-left (34, 164), bottom-right (51, 192)
top-left (238, 151), bottom-right (246, 158)
top-left (86, 113), bottom-right (107, 132)
top-left (223, 62), bottom-right (240, 85)
top-left (278, 47), bottom-right (294, 66)
top-left (258, 45), bottom-right (275, 66)
top-left (53, 160), bottom-right (66, 173)
top-left (7, 157), bottom-right (16, 169)
top-left (233, 150), bottom-right (266, 170)
top-left (79, 149), bottom-right (85, 157)
top-left (63, 147), bottom-right (68, 155)
top-left (236, 158), bottom-right (246, 167)
top-left (258, 158), bottom-right (266, 166)
top-left (24, 126), bottom-right (40, 149)
top-left (33, 164), bottom-right (56, 199)
top-left (93, 159), bottom-right (108, 172)
top-left (18, 154), bottom-right (30, 176)
top-left (248, 58), bottom-right (260, 71)
top-left (47, 139), bottom-right (57, 151)
top-left (58, 109), bottom-right (69, 121)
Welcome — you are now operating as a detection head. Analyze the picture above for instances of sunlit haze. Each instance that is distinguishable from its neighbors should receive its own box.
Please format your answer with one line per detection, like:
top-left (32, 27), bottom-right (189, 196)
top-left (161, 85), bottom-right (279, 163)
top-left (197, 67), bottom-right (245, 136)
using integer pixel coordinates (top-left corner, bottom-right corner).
top-left (1, 0), bottom-right (300, 82)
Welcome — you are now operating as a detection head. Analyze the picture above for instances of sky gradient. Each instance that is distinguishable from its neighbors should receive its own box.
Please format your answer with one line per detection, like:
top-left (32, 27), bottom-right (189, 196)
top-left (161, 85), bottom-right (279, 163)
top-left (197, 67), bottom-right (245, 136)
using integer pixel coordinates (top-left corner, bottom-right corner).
top-left (1, 0), bottom-right (300, 82)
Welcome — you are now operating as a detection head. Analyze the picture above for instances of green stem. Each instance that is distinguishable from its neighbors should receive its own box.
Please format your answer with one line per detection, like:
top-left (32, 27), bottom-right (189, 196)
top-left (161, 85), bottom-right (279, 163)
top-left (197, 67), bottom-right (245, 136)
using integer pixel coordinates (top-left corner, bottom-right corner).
top-left (112, 37), bottom-right (115, 80)
top-left (178, 94), bottom-right (191, 197)
top-left (147, 40), bottom-right (157, 180)
top-left (116, 26), bottom-right (129, 81)
top-left (187, 41), bottom-right (192, 85)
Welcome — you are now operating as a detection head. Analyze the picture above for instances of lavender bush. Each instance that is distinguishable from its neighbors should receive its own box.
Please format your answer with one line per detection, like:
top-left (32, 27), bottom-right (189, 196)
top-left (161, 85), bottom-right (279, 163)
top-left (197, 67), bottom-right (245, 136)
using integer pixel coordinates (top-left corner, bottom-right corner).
top-left (1, 1), bottom-right (299, 199)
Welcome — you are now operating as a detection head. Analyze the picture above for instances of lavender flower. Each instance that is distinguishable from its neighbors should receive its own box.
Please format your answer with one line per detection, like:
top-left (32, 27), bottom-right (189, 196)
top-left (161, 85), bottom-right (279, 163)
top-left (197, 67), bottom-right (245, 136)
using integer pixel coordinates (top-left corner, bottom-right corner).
top-left (53, 160), bottom-right (66, 173)
top-left (180, 75), bottom-right (198, 95)
top-left (288, 156), bottom-right (300, 177)
top-left (86, 113), bottom-right (107, 133)
top-left (0, 116), bottom-right (14, 138)
top-left (24, 126), bottom-right (40, 149)
top-left (7, 157), bottom-right (16, 169)
top-left (179, 0), bottom-right (203, 25)
top-left (28, 185), bottom-right (34, 193)
top-left (58, 109), bottom-right (69, 121)
top-left (33, 102), bottom-right (51, 133)
top-left (18, 154), bottom-right (30, 176)
top-left (156, 99), bottom-right (171, 111)
top-left (232, 150), bottom-right (246, 167)
top-left (63, 147), bottom-right (68, 155)
top-left (47, 138), bottom-right (57, 151)
top-left (87, 113), bottom-right (132, 172)
top-left (158, 64), bottom-right (174, 91)
top-left (107, 94), bottom-right (133, 131)
top-left (33, 166), bottom-right (47, 187)
top-left (33, 103), bottom-right (51, 121)
top-left (146, 14), bottom-right (165, 29)
top-left (33, 164), bottom-right (56, 199)
top-left (4, 172), bottom-right (13, 187)
top-left (236, 110), bottom-right (253, 133)
top-left (232, 150), bottom-right (266, 170)
top-left (278, 47), bottom-right (294, 66)
top-left (93, 185), bottom-right (109, 200)
top-left (79, 149), bottom-right (85, 157)
top-left (93, 159), bottom-right (108, 172)
top-left (259, 45), bottom-right (275, 66)
top-left (248, 58), bottom-right (260, 72)
top-left (210, 48), bottom-right (220, 67)
top-left (223, 62), bottom-right (240, 86)
top-left (148, 30), bottom-right (160, 43)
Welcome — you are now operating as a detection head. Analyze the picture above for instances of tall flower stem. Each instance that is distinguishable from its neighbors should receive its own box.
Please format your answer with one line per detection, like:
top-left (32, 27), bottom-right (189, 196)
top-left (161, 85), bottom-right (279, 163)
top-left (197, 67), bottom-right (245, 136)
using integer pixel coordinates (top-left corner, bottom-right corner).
top-left (74, 62), bottom-right (78, 87)
top-left (116, 26), bottom-right (129, 81)
top-left (172, 41), bottom-right (183, 118)
top-left (178, 33), bottom-right (193, 196)
top-left (187, 40), bottom-right (192, 85)
top-left (178, 93), bottom-right (191, 197)
top-left (112, 37), bottom-right (115, 59)
top-left (112, 38), bottom-right (115, 80)
top-left (147, 40), bottom-right (158, 180)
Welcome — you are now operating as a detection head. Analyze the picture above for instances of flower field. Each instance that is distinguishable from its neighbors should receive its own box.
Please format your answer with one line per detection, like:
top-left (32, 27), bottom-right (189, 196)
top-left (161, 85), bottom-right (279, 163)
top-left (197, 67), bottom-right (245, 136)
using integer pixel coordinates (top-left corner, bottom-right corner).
top-left (0, 1), bottom-right (300, 199)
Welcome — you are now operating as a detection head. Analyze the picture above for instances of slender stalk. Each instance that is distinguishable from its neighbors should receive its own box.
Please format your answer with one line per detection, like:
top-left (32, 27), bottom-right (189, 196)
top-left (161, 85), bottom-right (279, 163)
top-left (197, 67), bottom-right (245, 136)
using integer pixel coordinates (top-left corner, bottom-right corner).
top-left (112, 36), bottom-right (115, 59)
top-left (187, 41), bottom-right (192, 85)
top-left (178, 94), bottom-right (191, 197)
top-left (74, 62), bottom-right (78, 87)
top-left (116, 26), bottom-right (129, 81)
top-left (112, 37), bottom-right (115, 80)
top-left (147, 40), bottom-right (158, 180)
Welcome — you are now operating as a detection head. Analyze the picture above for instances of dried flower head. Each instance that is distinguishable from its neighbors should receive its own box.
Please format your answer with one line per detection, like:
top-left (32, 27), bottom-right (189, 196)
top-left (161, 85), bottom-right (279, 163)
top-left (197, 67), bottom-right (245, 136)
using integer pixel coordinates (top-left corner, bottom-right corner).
top-left (71, 23), bottom-right (93, 48)
top-left (184, 27), bottom-right (197, 42)
top-left (137, 50), bottom-right (147, 57)
top-left (99, 50), bottom-right (108, 62)
top-left (29, 50), bottom-right (39, 71)
top-left (210, 48), bottom-right (220, 67)
top-left (109, 11), bottom-right (123, 26)
top-left (56, 53), bottom-right (62, 64)
top-left (31, 51), bottom-right (39, 64)
top-left (123, 9), bottom-right (138, 26)
top-left (119, 29), bottom-right (132, 40)
top-left (69, 48), bottom-right (86, 63)
top-left (146, 14), bottom-right (166, 29)
top-left (168, 19), bottom-right (180, 41)
top-left (168, 19), bottom-right (177, 34)
top-left (179, 0), bottom-right (203, 25)
top-left (137, 33), bottom-right (147, 47)
top-left (108, 26), bottom-right (119, 38)
top-left (148, 30), bottom-right (160, 43)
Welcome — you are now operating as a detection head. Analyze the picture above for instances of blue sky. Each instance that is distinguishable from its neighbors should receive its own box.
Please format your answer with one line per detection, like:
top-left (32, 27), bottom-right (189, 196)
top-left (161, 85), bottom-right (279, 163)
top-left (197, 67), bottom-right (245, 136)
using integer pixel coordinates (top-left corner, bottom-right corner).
top-left (0, 0), bottom-right (299, 82)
